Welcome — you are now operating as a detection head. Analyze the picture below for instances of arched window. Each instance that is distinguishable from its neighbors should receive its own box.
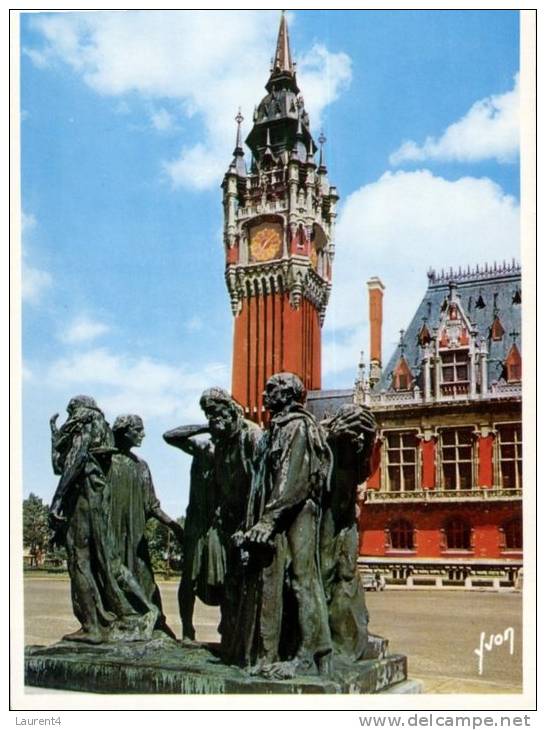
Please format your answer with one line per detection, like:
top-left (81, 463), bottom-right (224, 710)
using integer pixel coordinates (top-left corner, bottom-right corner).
top-left (445, 517), bottom-right (471, 550)
top-left (502, 518), bottom-right (522, 550)
top-left (389, 519), bottom-right (414, 550)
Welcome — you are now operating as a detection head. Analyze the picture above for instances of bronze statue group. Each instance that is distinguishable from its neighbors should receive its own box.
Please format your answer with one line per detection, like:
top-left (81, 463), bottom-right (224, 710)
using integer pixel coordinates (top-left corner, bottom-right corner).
top-left (49, 373), bottom-right (378, 680)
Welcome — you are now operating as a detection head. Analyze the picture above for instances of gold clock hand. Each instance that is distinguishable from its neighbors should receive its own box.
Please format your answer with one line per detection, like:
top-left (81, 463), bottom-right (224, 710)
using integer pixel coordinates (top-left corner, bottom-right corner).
top-left (260, 232), bottom-right (275, 251)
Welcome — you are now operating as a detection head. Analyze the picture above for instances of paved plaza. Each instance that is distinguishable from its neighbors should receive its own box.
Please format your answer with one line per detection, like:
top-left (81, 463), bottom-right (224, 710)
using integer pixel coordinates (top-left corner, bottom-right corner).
top-left (23, 576), bottom-right (523, 694)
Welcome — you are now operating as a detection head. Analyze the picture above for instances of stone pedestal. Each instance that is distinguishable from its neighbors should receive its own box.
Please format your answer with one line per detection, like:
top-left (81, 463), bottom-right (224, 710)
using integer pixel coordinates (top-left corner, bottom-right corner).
top-left (25, 635), bottom-right (420, 695)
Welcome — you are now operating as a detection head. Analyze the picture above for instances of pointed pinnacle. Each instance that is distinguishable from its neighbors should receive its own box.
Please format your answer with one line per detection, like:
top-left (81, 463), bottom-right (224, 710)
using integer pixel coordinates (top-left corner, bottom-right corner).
top-left (307, 137), bottom-right (315, 163)
top-left (273, 10), bottom-right (294, 74)
top-left (233, 108), bottom-right (244, 154)
top-left (318, 131), bottom-right (326, 169)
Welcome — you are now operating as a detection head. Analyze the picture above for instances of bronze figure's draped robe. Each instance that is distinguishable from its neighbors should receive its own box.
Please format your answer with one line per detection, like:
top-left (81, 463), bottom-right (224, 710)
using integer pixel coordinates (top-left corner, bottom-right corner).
top-left (320, 404), bottom-right (377, 660)
top-left (50, 400), bottom-right (141, 642)
top-left (239, 402), bottom-right (333, 674)
top-left (163, 396), bottom-right (261, 648)
top-left (108, 451), bottom-right (174, 637)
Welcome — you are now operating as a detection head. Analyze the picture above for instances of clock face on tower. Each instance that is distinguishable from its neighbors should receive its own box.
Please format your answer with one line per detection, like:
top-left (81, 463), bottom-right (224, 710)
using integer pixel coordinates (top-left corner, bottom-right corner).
top-left (249, 222), bottom-right (283, 263)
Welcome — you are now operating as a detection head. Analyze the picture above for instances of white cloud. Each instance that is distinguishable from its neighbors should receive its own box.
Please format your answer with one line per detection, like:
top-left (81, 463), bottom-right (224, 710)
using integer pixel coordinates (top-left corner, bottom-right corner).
top-left (26, 11), bottom-right (352, 191)
top-left (26, 346), bottom-right (230, 511)
top-left (46, 347), bottom-right (229, 421)
top-left (22, 46), bottom-right (51, 68)
top-left (59, 315), bottom-right (110, 344)
top-left (323, 169), bottom-right (520, 383)
top-left (390, 75), bottom-right (519, 165)
top-left (22, 265), bottom-right (53, 304)
top-left (150, 107), bottom-right (175, 132)
top-left (21, 212), bottom-right (53, 305)
top-left (296, 44), bottom-right (352, 126)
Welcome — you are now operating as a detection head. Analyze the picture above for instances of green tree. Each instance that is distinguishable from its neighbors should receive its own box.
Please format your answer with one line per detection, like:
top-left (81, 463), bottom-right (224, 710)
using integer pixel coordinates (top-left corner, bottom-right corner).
top-left (145, 516), bottom-right (184, 577)
top-left (22, 493), bottom-right (50, 566)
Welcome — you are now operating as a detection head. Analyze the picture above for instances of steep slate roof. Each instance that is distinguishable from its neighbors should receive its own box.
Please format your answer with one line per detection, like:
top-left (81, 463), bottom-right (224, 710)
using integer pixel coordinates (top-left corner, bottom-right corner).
top-left (376, 262), bottom-right (522, 392)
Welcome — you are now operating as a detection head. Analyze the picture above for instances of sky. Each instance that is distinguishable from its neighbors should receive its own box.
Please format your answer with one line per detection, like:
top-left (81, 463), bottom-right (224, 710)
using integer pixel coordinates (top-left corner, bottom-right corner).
top-left (19, 9), bottom-right (521, 517)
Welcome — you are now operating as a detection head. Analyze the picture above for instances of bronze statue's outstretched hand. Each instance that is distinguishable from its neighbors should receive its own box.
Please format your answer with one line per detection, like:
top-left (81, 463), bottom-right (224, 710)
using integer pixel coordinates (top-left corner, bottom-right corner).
top-left (163, 425), bottom-right (208, 441)
top-left (245, 520), bottom-right (274, 546)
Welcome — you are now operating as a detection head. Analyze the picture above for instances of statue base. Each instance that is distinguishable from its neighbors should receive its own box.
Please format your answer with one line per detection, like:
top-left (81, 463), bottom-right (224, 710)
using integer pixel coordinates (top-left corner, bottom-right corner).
top-left (25, 633), bottom-right (421, 695)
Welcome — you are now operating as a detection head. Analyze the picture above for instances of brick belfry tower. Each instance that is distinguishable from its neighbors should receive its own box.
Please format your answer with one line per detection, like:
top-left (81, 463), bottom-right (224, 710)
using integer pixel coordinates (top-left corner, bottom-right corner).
top-left (222, 12), bottom-right (339, 422)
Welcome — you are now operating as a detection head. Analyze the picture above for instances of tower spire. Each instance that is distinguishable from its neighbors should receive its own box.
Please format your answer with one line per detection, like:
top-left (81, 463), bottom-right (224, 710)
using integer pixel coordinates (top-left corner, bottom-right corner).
top-left (265, 11), bottom-right (299, 94)
top-left (223, 11), bottom-right (338, 421)
top-left (273, 11), bottom-right (294, 74)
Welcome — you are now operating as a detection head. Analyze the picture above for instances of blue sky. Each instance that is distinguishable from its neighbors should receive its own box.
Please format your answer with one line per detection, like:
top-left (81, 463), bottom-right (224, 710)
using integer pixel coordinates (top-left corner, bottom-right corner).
top-left (20, 10), bottom-right (520, 517)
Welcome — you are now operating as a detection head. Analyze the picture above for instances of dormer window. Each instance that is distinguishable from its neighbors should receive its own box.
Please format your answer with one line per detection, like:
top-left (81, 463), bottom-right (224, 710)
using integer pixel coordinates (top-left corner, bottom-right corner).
top-left (417, 322), bottom-right (431, 347)
top-left (505, 344), bottom-right (522, 382)
top-left (439, 350), bottom-right (470, 396)
top-left (392, 356), bottom-right (413, 392)
top-left (490, 316), bottom-right (505, 341)
top-left (441, 350), bottom-right (468, 383)
top-left (435, 290), bottom-right (476, 397)
top-left (396, 373), bottom-right (409, 390)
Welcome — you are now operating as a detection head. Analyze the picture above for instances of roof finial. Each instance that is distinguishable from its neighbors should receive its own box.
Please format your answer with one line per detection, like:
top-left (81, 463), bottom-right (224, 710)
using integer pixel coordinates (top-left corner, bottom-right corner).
top-left (273, 10), bottom-right (294, 75)
top-left (233, 107), bottom-right (244, 155)
top-left (318, 131), bottom-right (327, 170)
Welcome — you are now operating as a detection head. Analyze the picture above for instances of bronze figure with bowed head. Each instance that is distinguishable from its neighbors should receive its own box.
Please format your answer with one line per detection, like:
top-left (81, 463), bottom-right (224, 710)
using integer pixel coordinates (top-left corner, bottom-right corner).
top-left (109, 414), bottom-right (183, 639)
top-left (163, 388), bottom-right (261, 651)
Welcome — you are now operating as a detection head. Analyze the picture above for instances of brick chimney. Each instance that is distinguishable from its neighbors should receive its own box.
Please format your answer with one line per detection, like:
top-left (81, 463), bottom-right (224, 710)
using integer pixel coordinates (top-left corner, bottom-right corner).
top-left (367, 277), bottom-right (385, 385)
